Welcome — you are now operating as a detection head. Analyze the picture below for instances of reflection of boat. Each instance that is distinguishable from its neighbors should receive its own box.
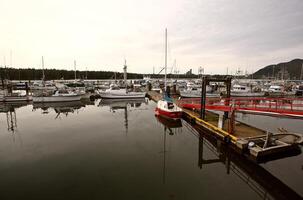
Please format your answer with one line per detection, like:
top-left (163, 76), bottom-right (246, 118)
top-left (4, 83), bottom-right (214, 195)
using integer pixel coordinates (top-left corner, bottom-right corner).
top-left (0, 102), bottom-right (29, 113)
top-left (99, 98), bottom-right (147, 109)
top-left (155, 115), bottom-right (182, 129)
top-left (0, 102), bottom-right (29, 134)
top-left (32, 101), bottom-right (85, 117)
top-left (33, 101), bottom-right (85, 110)
top-left (99, 98), bottom-right (148, 134)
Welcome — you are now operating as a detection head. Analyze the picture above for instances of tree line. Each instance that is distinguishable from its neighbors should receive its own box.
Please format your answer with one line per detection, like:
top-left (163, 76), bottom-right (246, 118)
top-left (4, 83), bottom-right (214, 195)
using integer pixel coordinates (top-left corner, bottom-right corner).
top-left (0, 67), bottom-right (203, 80)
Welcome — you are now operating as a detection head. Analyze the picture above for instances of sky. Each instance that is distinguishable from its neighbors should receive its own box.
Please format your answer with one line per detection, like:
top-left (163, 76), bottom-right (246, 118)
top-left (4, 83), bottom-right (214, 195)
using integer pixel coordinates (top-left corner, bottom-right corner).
top-left (0, 0), bottom-right (303, 75)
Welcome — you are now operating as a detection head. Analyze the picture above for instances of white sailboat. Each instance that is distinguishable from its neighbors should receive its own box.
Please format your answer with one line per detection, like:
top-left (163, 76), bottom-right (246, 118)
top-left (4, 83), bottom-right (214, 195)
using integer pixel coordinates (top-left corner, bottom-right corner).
top-left (32, 57), bottom-right (81, 103)
top-left (155, 29), bottom-right (183, 120)
top-left (98, 60), bottom-right (146, 99)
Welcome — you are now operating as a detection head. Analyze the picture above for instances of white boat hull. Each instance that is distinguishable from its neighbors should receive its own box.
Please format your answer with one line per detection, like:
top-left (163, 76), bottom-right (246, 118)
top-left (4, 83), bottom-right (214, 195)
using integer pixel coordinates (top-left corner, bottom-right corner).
top-left (99, 91), bottom-right (146, 99)
top-left (231, 92), bottom-right (265, 97)
top-left (0, 95), bottom-right (32, 102)
top-left (32, 95), bottom-right (81, 102)
top-left (180, 91), bottom-right (219, 98)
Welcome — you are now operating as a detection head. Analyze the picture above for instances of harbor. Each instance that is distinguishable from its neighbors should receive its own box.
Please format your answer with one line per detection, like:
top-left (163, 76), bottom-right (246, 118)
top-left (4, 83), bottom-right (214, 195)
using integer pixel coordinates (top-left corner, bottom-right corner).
top-left (1, 60), bottom-right (303, 199)
top-left (0, 97), bottom-right (302, 199)
top-left (1, 0), bottom-right (303, 199)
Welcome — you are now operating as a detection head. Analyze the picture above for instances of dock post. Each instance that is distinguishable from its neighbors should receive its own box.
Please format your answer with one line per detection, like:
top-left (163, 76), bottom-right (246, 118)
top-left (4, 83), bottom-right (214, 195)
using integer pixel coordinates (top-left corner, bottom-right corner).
top-left (224, 77), bottom-right (231, 119)
top-left (25, 82), bottom-right (29, 95)
top-left (200, 76), bottom-right (207, 119)
top-left (218, 114), bottom-right (224, 129)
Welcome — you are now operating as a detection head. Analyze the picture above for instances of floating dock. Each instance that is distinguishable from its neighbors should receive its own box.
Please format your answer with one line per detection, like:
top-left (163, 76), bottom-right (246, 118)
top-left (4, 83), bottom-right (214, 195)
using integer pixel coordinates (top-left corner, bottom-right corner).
top-left (147, 91), bottom-right (303, 161)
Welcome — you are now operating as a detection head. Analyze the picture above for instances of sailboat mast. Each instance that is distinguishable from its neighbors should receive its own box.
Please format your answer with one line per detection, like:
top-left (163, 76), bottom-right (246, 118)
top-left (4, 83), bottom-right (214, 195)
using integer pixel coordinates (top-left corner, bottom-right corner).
top-left (123, 59), bottom-right (127, 87)
top-left (164, 28), bottom-right (167, 92)
top-left (42, 56), bottom-right (45, 82)
top-left (74, 60), bottom-right (77, 80)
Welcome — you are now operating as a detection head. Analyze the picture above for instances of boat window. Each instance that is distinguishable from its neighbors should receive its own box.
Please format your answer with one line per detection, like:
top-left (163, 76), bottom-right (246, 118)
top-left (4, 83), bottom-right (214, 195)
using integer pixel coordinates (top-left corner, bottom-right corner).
top-left (168, 102), bottom-right (174, 109)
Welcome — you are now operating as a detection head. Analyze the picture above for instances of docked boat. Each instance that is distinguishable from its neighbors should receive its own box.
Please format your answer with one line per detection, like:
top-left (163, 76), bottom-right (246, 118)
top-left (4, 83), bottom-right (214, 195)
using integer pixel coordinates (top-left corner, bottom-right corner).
top-left (0, 90), bottom-right (32, 102)
top-left (30, 81), bottom-right (57, 91)
top-left (155, 97), bottom-right (183, 120)
top-left (231, 84), bottom-right (265, 97)
top-left (33, 90), bottom-right (81, 103)
top-left (238, 132), bottom-right (303, 158)
top-left (180, 86), bottom-right (219, 98)
top-left (98, 61), bottom-right (146, 99)
top-left (98, 84), bottom-right (146, 99)
top-left (155, 29), bottom-right (183, 120)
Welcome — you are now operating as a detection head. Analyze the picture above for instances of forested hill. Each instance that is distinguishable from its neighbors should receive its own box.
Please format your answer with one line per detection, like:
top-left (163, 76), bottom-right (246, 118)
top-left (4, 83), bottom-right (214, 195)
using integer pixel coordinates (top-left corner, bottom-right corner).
top-left (252, 59), bottom-right (303, 79)
top-left (0, 67), bottom-right (199, 80)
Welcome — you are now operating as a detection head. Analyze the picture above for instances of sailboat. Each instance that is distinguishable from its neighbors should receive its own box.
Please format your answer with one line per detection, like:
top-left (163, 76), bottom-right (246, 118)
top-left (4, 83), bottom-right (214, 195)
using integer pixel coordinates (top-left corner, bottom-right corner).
top-left (32, 57), bottom-right (81, 103)
top-left (98, 60), bottom-right (146, 99)
top-left (155, 29), bottom-right (183, 120)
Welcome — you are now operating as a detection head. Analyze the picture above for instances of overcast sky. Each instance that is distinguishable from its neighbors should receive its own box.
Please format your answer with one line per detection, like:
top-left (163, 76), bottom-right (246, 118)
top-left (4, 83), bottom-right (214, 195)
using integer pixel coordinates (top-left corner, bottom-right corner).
top-left (1, 0), bottom-right (302, 74)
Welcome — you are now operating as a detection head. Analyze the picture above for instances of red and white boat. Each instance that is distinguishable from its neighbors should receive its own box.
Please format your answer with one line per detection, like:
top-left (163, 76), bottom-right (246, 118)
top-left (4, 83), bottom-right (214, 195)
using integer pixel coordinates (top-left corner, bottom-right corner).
top-left (154, 29), bottom-right (183, 120)
top-left (155, 99), bottom-right (183, 120)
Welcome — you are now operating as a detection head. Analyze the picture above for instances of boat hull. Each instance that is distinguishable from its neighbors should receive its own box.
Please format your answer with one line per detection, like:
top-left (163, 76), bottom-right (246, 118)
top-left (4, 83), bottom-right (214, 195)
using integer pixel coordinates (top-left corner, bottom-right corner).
top-left (180, 91), bottom-right (219, 98)
top-left (32, 95), bottom-right (81, 103)
top-left (155, 107), bottom-right (183, 120)
top-left (99, 92), bottom-right (146, 99)
top-left (0, 95), bottom-right (32, 102)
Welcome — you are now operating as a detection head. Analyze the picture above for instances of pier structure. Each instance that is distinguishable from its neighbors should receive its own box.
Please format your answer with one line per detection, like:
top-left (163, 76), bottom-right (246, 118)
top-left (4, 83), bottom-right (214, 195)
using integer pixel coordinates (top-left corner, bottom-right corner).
top-left (147, 77), bottom-right (303, 161)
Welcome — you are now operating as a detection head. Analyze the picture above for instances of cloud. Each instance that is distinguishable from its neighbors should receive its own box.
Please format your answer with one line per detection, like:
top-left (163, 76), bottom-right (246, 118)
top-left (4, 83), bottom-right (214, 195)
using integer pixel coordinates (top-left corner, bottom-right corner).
top-left (0, 0), bottom-right (302, 74)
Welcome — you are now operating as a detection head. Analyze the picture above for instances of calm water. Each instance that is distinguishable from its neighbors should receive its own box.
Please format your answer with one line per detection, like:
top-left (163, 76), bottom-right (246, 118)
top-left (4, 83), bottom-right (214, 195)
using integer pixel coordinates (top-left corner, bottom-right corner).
top-left (0, 99), bottom-right (302, 200)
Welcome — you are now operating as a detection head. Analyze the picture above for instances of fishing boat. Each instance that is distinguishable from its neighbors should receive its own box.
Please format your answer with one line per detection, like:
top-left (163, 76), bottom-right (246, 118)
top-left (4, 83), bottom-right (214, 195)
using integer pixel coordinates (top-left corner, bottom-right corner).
top-left (155, 29), bottom-right (183, 120)
top-left (98, 61), bottom-right (146, 99)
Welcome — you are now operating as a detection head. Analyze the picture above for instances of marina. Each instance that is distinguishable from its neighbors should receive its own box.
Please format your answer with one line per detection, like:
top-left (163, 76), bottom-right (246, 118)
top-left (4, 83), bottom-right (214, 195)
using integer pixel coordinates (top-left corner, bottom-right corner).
top-left (0, 97), bottom-right (302, 199)
top-left (1, 1), bottom-right (303, 199)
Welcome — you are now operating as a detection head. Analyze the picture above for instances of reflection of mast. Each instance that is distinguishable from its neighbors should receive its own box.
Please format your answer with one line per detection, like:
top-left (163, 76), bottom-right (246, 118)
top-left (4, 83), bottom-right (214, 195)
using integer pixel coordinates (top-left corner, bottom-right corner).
top-left (162, 127), bottom-right (167, 184)
top-left (6, 108), bottom-right (17, 133)
top-left (124, 105), bottom-right (128, 134)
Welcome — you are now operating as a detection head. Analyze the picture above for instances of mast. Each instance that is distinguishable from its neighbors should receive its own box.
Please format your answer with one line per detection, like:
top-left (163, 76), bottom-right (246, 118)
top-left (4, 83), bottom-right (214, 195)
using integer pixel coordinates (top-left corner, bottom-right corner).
top-left (164, 28), bottom-right (167, 92)
top-left (123, 59), bottom-right (127, 87)
top-left (300, 63), bottom-right (303, 80)
top-left (42, 56), bottom-right (45, 84)
top-left (74, 60), bottom-right (77, 81)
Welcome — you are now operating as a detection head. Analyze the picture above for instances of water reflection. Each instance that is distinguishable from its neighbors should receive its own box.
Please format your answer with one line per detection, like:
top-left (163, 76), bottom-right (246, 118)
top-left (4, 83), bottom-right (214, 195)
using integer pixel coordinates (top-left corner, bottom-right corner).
top-left (0, 102), bottom-right (28, 145)
top-left (32, 101), bottom-right (85, 118)
top-left (184, 120), bottom-right (302, 200)
top-left (155, 115), bottom-right (182, 136)
top-left (155, 115), bottom-right (183, 184)
top-left (99, 98), bottom-right (148, 133)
